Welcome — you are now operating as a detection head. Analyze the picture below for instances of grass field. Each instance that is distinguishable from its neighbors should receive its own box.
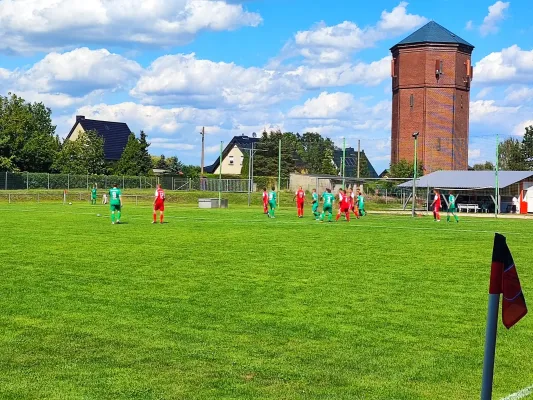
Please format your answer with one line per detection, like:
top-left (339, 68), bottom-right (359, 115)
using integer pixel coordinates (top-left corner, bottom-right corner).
top-left (1, 203), bottom-right (532, 400)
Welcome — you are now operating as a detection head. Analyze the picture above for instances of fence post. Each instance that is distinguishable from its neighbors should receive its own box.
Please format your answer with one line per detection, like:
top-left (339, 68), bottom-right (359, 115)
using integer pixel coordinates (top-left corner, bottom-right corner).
top-left (26, 171), bottom-right (29, 190)
top-left (79, 192), bottom-right (82, 201)
top-left (9, 193), bottom-right (11, 204)
top-left (5, 171), bottom-right (7, 190)
top-left (385, 189), bottom-right (388, 204)
top-left (48, 173), bottom-right (50, 190)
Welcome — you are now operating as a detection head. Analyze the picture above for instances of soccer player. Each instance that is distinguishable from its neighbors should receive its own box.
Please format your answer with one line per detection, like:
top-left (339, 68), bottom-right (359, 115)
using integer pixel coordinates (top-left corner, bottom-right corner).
top-left (319, 188), bottom-right (335, 222)
top-left (349, 188), bottom-right (360, 218)
top-left (153, 184), bottom-right (165, 224)
top-left (357, 189), bottom-right (366, 217)
top-left (109, 183), bottom-right (122, 224)
top-left (91, 184), bottom-right (97, 205)
top-left (268, 186), bottom-right (277, 218)
top-left (430, 189), bottom-right (441, 222)
top-left (262, 187), bottom-right (269, 214)
top-left (447, 191), bottom-right (459, 223)
top-left (336, 189), bottom-right (351, 222)
top-left (294, 186), bottom-right (305, 218)
top-left (311, 188), bottom-right (320, 219)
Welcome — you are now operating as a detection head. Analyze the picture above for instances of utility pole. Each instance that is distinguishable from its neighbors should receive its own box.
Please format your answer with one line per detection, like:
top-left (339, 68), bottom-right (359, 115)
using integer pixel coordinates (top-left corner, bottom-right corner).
top-left (342, 137), bottom-right (346, 188)
top-left (200, 127), bottom-right (205, 177)
top-left (412, 132), bottom-right (419, 217)
top-left (495, 133), bottom-right (499, 218)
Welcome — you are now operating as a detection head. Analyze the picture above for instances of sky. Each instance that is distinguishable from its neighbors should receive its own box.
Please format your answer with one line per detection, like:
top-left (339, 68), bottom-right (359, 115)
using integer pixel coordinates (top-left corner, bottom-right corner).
top-left (0, 0), bottom-right (532, 173)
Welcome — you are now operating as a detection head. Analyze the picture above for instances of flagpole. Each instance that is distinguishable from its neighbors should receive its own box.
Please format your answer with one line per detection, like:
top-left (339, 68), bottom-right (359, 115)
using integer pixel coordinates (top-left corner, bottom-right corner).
top-left (495, 133), bottom-right (499, 218)
top-left (342, 137), bottom-right (346, 188)
top-left (219, 141), bottom-right (223, 207)
top-left (278, 138), bottom-right (281, 207)
top-left (481, 293), bottom-right (500, 400)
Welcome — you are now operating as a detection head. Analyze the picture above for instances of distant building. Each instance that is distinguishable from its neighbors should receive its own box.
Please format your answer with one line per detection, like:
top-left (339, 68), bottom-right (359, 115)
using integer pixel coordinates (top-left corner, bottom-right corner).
top-left (390, 21), bottom-right (474, 172)
top-left (333, 147), bottom-right (378, 178)
top-left (66, 115), bottom-right (132, 161)
top-left (205, 135), bottom-right (260, 175)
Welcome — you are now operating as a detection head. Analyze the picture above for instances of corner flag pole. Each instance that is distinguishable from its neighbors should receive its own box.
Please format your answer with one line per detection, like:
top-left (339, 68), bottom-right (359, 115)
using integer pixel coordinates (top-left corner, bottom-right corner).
top-left (219, 141), bottom-right (223, 206)
top-left (481, 293), bottom-right (500, 399)
top-left (342, 137), bottom-right (346, 188)
top-left (278, 138), bottom-right (281, 206)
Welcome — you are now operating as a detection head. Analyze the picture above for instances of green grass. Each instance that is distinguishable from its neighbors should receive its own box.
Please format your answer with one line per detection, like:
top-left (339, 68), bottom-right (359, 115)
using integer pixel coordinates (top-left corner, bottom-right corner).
top-left (0, 203), bottom-right (532, 399)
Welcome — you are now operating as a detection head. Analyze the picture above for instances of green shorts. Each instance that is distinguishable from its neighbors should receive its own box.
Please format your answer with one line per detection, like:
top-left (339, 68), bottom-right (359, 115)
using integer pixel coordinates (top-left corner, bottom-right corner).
top-left (312, 202), bottom-right (319, 212)
top-left (110, 204), bottom-right (121, 212)
top-left (449, 206), bottom-right (456, 213)
top-left (269, 201), bottom-right (276, 209)
top-left (323, 205), bottom-right (332, 213)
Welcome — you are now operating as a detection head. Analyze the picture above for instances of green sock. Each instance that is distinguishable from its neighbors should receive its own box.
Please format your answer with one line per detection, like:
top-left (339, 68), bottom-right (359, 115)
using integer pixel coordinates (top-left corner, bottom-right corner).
top-left (117, 211), bottom-right (121, 221)
top-left (328, 213), bottom-right (333, 222)
top-left (447, 215), bottom-right (450, 222)
top-left (319, 212), bottom-right (324, 221)
top-left (111, 213), bottom-right (115, 223)
top-left (455, 215), bottom-right (459, 222)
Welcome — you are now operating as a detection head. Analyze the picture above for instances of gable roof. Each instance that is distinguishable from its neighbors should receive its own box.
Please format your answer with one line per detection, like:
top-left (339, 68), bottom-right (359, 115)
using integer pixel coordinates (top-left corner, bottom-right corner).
top-left (204, 135), bottom-right (260, 173)
top-left (392, 21), bottom-right (474, 50)
top-left (398, 171), bottom-right (533, 189)
top-left (333, 148), bottom-right (378, 178)
top-left (66, 116), bottom-right (132, 161)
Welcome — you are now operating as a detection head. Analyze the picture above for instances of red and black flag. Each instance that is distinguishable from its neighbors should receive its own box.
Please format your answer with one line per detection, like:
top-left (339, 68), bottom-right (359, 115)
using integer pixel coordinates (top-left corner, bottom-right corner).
top-left (489, 233), bottom-right (528, 329)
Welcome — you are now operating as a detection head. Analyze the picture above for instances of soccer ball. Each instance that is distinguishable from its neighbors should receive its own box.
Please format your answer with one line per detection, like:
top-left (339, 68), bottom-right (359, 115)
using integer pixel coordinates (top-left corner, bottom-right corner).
top-left (96, 214), bottom-right (101, 217)
top-left (68, 202), bottom-right (72, 205)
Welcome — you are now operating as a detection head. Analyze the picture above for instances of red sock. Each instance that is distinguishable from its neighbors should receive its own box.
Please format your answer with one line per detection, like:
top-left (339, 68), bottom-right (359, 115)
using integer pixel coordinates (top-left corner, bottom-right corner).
top-left (336, 213), bottom-right (340, 221)
top-left (346, 212), bottom-right (350, 221)
top-left (153, 213), bottom-right (156, 222)
top-left (160, 213), bottom-right (164, 223)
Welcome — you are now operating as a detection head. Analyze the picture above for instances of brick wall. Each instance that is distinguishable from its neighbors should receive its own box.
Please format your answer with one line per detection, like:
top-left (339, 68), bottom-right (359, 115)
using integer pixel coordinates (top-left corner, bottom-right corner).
top-left (391, 43), bottom-right (472, 172)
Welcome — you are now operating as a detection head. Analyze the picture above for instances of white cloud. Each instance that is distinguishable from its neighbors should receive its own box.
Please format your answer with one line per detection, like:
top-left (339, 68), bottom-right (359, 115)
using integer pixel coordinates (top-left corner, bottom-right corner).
top-left (480, 1), bottom-right (510, 37)
top-left (474, 45), bottom-right (533, 85)
top-left (470, 100), bottom-right (520, 123)
top-left (6, 90), bottom-right (88, 109)
top-left (475, 87), bottom-right (493, 100)
top-left (288, 92), bottom-right (355, 119)
top-left (468, 149), bottom-right (481, 159)
top-left (149, 138), bottom-right (195, 151)
top-left (504, 85), bottom-right (533, 105)
top-left (513, 120), bottom-right (533, 135)
top-left (15, 48), bottom-right (142, 96)
top-left (285, 2), bottom-right (427, 64)
top-left (465, 20), bottom-right (474, 30)
top-left (0, 0), bottom-right (262, 54)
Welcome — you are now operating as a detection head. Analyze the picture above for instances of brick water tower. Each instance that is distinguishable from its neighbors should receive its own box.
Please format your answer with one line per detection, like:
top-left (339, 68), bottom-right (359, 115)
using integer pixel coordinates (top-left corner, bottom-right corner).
top-left (390, 21), bottom-right (474, 172)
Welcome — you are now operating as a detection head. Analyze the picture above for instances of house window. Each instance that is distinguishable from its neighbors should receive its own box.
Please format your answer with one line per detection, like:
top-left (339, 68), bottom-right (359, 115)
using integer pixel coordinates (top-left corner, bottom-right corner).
top-left (229, 156), bottom-right (234, 165)
top-left (410, 94), bottom-right (414, 108)
top-left (240, 156), bottom-right (244, 165)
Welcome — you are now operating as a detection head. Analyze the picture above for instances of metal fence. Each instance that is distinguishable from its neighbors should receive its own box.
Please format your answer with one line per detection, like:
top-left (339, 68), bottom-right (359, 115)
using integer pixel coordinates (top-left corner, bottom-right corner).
top-left (0, 172), bottom-right (290, 193)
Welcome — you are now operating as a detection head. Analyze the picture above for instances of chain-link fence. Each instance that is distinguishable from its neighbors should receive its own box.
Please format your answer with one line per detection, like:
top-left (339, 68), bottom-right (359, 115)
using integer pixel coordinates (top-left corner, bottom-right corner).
top-left (0, 172), bottom-right (291, 193)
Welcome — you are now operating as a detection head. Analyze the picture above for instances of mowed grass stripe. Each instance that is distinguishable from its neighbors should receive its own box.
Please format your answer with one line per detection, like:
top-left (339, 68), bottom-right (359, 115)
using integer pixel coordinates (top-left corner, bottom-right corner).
top-left (0, 204), bottom-right (532, 399)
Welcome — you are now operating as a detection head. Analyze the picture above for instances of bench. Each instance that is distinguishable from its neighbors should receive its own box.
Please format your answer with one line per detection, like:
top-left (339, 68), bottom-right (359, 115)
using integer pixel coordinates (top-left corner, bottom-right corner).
top-left (458, 203), bottom-right (479, 213)
top-left (198, 198), bottom-right (228, 209)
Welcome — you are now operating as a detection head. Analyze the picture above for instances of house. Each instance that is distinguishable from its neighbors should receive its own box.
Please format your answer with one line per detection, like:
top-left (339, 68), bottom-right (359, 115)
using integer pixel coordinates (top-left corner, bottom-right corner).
top-left (66, 115), bottom-right (132, 161)
top-left (333, 147), bottom-right (378, 178)
top-left (205, 135), bottom-right (260, 175)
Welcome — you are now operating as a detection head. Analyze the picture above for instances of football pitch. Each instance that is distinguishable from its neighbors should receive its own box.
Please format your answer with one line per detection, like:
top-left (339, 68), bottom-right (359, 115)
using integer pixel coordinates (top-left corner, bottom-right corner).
top-left (1, 203), bottom-right (532, 400)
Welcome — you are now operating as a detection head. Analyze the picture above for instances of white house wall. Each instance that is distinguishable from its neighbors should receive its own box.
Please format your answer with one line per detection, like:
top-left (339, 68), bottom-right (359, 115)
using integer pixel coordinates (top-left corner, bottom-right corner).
top-left (214, 145), bottom-right (245, 175)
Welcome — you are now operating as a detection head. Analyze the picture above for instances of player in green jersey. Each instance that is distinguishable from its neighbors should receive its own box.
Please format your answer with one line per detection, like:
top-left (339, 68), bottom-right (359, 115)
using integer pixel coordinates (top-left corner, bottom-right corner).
top-left (447, 191), bottom-right (459, 223)
top-left (311, 188), bottom-right (320, 220)
top-left (319, 188), bottom-right (335, 222)
top-left (357, 189), bottom-right (366, 217)
top-left (91, 184), bottom-right (97, 205)
top-left (109, 184), bottom-right (123, 224)
top-left (267, 186), bottom-right (277, 218)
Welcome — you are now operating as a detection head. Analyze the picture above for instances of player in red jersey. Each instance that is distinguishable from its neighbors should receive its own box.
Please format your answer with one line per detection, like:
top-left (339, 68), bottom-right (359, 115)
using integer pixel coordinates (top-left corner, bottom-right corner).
top-left (293, 186), bottom-right (305, 218)
top-left (262, 187), bottom-right (269, 214)
top-left (153, 184), bottom-right (165, 224)
top-left (430, 189), bottom-right (441, 222)
top-left (336, 189), bottom-right (351, 221)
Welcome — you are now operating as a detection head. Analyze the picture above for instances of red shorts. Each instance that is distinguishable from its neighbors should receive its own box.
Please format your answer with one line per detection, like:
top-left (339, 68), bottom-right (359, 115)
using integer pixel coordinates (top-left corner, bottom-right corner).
top-left (154, 201), bottom-right (165, 211)
top-left (340, 205), bottom-right (350, 213)
top-left (434, 206), bottom-right (440, 213)
top-left (297, 201), bottom-right (304, 208)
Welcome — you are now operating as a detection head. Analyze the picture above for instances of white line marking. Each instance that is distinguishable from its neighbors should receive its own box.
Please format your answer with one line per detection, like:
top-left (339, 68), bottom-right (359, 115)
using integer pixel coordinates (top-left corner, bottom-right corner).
top-left (501, 384), bottom-right (533, 400)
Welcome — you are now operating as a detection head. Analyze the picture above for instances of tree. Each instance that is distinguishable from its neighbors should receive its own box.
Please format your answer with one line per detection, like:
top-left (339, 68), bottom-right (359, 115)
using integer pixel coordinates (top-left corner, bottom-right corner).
top-left (181, 165), bottom-right (201, 178)
top-left (522, 125), bottom-right (533, 170)
top-left (52, 130), bottom-right (106, 174)
top-left (138, 131), bottom-right (153, 175)
top-left (114, 133), bottom-right (142, 175)
top-left (389, 159), bottom-right (424, 178)
top-left (498, 138), bottom-right (527, 171)
top-left (165, 156), bottom-right (183, 174)
top-left (154, 154), bottom-right (167, 170)
top-left (0, 92), bottom-right (59, 172)
top-left (253, 131), bottom-right (295, 177)
top-left (297, 132), bottom-right (336, 174)
top-left (472, 161), bottom-right (495, 171)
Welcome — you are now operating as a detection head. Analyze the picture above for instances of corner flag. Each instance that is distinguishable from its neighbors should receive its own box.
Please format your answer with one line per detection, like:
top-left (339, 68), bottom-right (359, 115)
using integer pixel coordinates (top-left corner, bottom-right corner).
top-left (481, 233), bottom-right (527, 399)
top-left (489, 233), bottom-right (527, 329)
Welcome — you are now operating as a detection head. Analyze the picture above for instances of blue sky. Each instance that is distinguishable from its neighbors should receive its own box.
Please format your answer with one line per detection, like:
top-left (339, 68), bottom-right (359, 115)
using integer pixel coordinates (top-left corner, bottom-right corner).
top-left (1, 0), bottom-right (532, 173)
